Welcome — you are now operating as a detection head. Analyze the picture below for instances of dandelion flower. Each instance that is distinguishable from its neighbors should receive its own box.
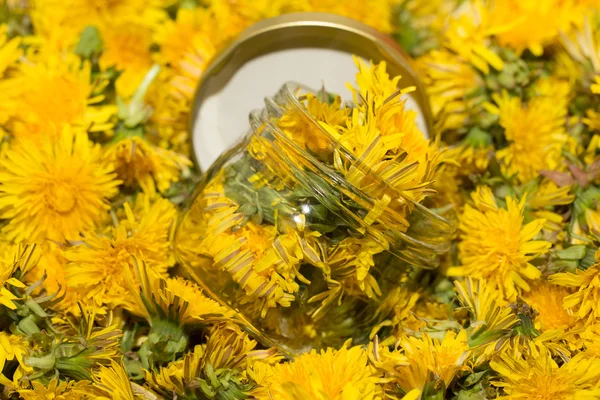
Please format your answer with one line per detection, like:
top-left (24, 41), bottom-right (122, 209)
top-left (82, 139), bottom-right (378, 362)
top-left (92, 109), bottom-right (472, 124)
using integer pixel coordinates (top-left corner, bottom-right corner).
top-left (31, 0), bottom-right (167, 35)
top-left (25, 242), bottom-right (67, 303)
top-left (65, 195), bottom-right (177, 310)
top-left (153, 7), bottom-right (217, 68)
top-left (89, 360), bottom-right (137, 400)
top-left (336, 58), bottom-right (441, 203)
top-left (126, 258), bottom-right (233, 324)
top-left (454, 278), bottom-right (518, 363)
top-left (550, 253), bottom-right (600, 324)
top-left (10, 53), bottom-right (116, 140)
top-left (372, 330), bottom-right (470, 393)
top-left (448, 187), bottom-right (550, 299)
top-left (416, 49), bottom-right (483, 132)
top-left (18, 379), bottom-right (93, 400)
top-left (99, 22), bottom-right (154, 99)
top-left (489, 0), bottom-right (587, 56)
top-left (491, 346), bottom-right (600, 399)
top-left (0, 244), bottom-right (40, 311)
top-left (523, 282), bottom-right (579, 332)
top-left (486, 90), bottom-right (568, 183)
top-left (527, 180), bottom-right (575, 232)
top-left (0, 332), bottom-right (29, 385)
top-left (167, 34), bottom-right (216, 101)
top-left (104, 136), bottom-right (191, 195)
top-left (580, 323), bottom-right (600, 357)
top-left (145, 71), bottom-right (192, 153)
top-left (250, 344), bottom-right (381, 400)
top-left (147, 323), bottom-right (279, 399)
top-left (0, 127), bottom-right (119, 243)
top-left (443, 4), bottom-right (505, 74)
top-left (308, 0), bottom-right (394, 33)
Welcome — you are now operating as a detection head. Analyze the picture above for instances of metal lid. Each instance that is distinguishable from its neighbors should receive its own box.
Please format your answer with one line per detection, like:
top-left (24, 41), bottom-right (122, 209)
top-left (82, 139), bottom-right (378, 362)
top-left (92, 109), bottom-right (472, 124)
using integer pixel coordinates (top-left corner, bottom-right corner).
top-left (190, 12), bottom-right (434, 172)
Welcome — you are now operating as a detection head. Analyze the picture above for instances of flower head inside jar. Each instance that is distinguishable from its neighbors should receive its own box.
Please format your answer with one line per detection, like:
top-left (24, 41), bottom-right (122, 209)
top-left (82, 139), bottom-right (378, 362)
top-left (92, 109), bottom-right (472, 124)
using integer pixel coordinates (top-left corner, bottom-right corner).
top-left (176, 58), bottom-right (454, 356)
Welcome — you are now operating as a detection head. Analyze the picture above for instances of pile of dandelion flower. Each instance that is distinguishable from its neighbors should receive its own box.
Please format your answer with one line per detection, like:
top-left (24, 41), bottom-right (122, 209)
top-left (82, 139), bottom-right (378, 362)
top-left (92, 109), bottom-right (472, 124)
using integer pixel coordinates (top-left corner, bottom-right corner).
top-left (0, 0), bottom-right (599, 399)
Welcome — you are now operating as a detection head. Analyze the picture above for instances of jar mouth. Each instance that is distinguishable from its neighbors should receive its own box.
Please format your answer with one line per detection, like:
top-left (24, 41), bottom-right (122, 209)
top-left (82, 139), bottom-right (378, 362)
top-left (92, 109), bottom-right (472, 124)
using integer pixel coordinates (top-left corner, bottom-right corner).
top-left (247, 82), bottom-right (455, 268)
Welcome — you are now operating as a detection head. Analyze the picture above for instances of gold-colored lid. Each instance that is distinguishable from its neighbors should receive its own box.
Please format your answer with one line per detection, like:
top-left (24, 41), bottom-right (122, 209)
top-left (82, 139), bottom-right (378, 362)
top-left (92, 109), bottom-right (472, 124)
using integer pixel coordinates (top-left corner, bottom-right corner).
top-left (190, 12), bottom-right (434, 171)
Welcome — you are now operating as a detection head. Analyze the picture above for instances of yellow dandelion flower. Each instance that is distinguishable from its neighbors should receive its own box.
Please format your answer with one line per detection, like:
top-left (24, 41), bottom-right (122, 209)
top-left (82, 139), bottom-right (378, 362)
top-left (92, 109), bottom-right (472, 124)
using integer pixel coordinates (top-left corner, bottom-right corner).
top-left (250, 344), bottom-right (381, 400)
top-left (523, 282), bottom-right (580, 332)
top-left (277, 93), bottom-right (349, 154)
top-left (416, 49), bottom-right (483, 132)
top-left (581, 133), bottom-right (600, 166)
top-left (444, 2), bottom-right (505, 74)
top-left (65, 195), bottom-right (176, 310)
top-left (176, 173), bottom-right (302, 316)
top-left (307, 0), bottom-right (395, 33)
top-left (372, 330), bottom-right (470, 393)
top-left (532, 75), bottom-right (573, 111)
top-left (350, 57), bottom-right (407, 110)
top-left (31, 0), bottom-right (168, 35)
top-left (444, 130), bottom-right (493, 176)
top-left (527, 180), bottom-right (575, 232)
top-left (335, 58), bottom-right (441, 203)
top-left (369, 286), bottom-right (424, 341)
top-left (400, 0), bottom-right (459, 35)
top-left (0, 243), bottom-right (40, 311)
top-left (145, 72), bottom-right (190, 153)
top-left (486, 90), bottom-right (569, 183)
top-left (491, 346), bottom-right (600, 399)
top-left (580, 323), bottom-right (600, 357)
top-left (431, 163), bottom-right (465, 209)
top-left (104, 136), bottom-right (191, 195)
top-left (448, 187), bottom-right (550, 300)
top-left (126, 258), bottom-right (233, 324)
top-left (554, 48), bottom-right (585, 84)
top-left (66, 305), bottom-right (123, 367)
top-left (17, 379), bottom-right (93, 400)
top-left (0, 127), bottom-right (119, 243)
top-left (585, 206), bottom-right (600, 234)
top-left (0, 24), bottom-right (21, 77)
top-left (153, 7), bottom-right (217, 68)
top-left (454, 278), bottom-right (517, 335)
top-left (584, 109), bottom-right (600, 132)
top-left (0, 332), bottom-right (29, 386)
top-left (9, 53), bottom-right (116, 140)
top-left (489, 0), bottom-right (587, 56)
top-left (204, 0), bottom-right (307, 45)
top-left (26, 7), bottom-right (82, 54)
top-left (550, 253), bottom-right (600, 323)
top-left (24, 242), bottom-right (68, 304)
top-left (560, 16), bottom-right (600, 84)
top-left (147, 322), bottom-right (279, 399)
top-left (98, 22), bottom-right (153, 99)
top-left (166, 33), bottom-right (216, 102)
top-left (89, 359), bottom-right (137, 400)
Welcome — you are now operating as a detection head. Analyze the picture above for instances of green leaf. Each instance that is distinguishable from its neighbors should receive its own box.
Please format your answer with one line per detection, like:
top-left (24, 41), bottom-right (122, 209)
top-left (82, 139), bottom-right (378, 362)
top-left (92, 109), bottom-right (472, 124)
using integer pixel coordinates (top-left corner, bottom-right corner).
top-left (75, 26), bottom-right (103, 58)
top-left (555, 245), bottom-right (588, 260)
top-left (464, 127), bottom-right (492, 148)
top-left (463, 370), bottom-right (488, 387)
top-left (580, 248), bottom-right (598, 270)
top-left (421, 379), bottom-right (446, 400)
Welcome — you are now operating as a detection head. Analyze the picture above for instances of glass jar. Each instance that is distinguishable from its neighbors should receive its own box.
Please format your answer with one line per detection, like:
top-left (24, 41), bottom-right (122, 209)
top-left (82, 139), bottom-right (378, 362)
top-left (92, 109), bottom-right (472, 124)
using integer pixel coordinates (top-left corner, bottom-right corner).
top-left (176, 83), bottom-right (454, 356)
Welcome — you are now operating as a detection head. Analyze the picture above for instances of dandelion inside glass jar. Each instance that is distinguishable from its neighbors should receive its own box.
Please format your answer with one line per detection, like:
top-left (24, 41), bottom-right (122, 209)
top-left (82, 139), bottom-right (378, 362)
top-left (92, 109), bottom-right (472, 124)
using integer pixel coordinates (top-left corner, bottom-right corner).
top-left (176, 58), bottom-right (455, 355)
